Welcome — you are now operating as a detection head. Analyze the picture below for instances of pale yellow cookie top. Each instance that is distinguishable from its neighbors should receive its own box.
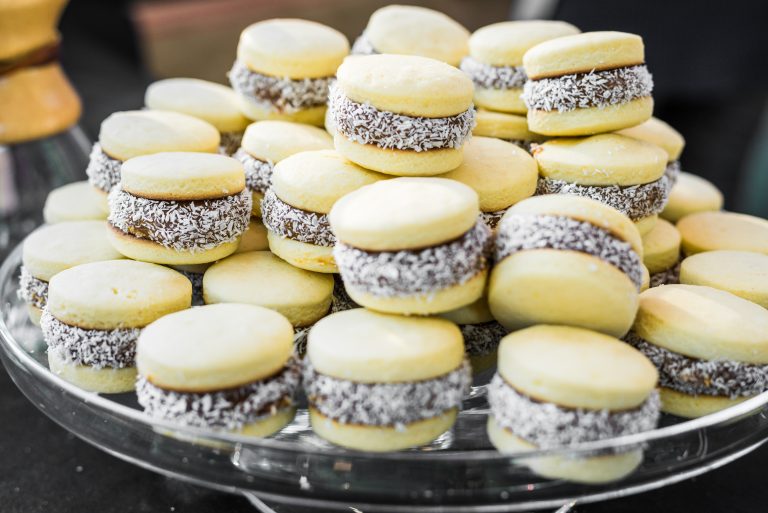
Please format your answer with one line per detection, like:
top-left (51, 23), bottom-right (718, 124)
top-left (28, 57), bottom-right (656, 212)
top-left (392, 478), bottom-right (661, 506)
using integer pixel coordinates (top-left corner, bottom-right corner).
top-left (237, 18), bottom-right (349, 79)
top-left (634, 284), bottom-right (768, 363)
top-left (22, 221), bottom-right (121, 283)
top-left (533, 134), bottom-right (667, 185)
top-left (329, 177), bottom-right (480, 251)
top-left (364, 5), bottom-right (469, 66)
top-left (203, 251), bottom-right (333, 327)
top-left (99, 110), bottom-right (220, 161)
top-left (43, 181), bottom-right (108, 224)
top-left (336, 54), bottom-right (474, 118)
top-left (469, 20), bottom-right (580, 66)
top-left (523, 31), bottom-right (645, 79)
top-left (641, 218), bottom-right (681, 274)
top-left (661, 172), bottom-right (723, 223)
top-left (145, 78), bottom-right (250, 133)
top-left (120, 152), bottom-right (245, 200)
top-left (136, 303), bottom-right (294, 392)
top-left (634, 214), bottom-right (658, 237)
top-left (438, 295), bottom-right (495, 325)
top-left (241, 120), bottom-right (333, 163)
top-left (616, 117), bottom-right (685, 162)
top-left (438, 136), bottom-right (537, 212)
top-left (680, 251), bottom-right (768, 308)
top-left (234, 218), bottom-right (269, 254)
top-left (307, 308), bottom-right (465, 383)
top-left (271, 150), bottom-right (387, 214)
top-left (498, 325), bottom-right (658, 410)
top-left (473, 109), bottom-right (545, 141)
top-left (677, 211), bottom-right (768, 255)
top-left (47, 259), bottom-right (191, 330)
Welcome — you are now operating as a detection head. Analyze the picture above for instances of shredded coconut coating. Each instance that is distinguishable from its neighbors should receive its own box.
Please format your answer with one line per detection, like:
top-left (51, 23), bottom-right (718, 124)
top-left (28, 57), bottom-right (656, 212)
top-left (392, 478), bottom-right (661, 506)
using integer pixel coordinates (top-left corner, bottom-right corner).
top-left (350, 35), bottom-right (377, 56)
top-left (460, 56), bottom-right (527, 90)
top-left (18, 266), bottom-right (48, 310)
top-left (40, 309), bottom-right (139, 369)
top-left (85, 143), bottom-right (122, 193)
top-left (108, 187), bottom-right (252, 253)
top-left (330, 274), bottom-right (359, 313)
top-left (535, 175), bottom-right (671, 221)
top-left (665, 160), bottom-right (681, 187)
top-left (304, 360), bottom-right (471, 428)
top-left (177, 269), bottom-right (205, 306)
top-left (261, 189), bottom-right (335, 247)
top-left (335, 220), bottom-right (492, 297)
top-left (219, 131), bottom-right (244, 156)
top-left (496, 214), bottom-right (644, 290)
top-left (136, 359), bottom-right (301, 431)
top-left (522, 65), bottom-right (654, 113)
top-left (233, 148), bottom-right (274, 194)
top-left (328, 82), bottom-right (476, 152)
top-left (624, 332), bottom-right (768, 399)
top-left (228, 60), bottom-right (332, 114)
top-left (460, 321), bottom-right (506, 357)
top-left (480, 209), bottom-right (508, 230)
top-left (488, 374), bottom-right (661, 448)
top-left (649, 261), bottom-right (681, 288)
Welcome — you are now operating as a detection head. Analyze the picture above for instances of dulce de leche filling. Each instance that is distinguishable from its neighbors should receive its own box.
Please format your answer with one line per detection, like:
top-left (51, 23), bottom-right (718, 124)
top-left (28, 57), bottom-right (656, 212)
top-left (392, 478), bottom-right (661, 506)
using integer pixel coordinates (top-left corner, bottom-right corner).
top-left (18, 266), bottom-right (48, 310)
top-left (261, 188), bottom-right (335, 247)
top-left (460, 56), bottom-right (528, 91)
top-left (85, 143), bottom-right (123, 194)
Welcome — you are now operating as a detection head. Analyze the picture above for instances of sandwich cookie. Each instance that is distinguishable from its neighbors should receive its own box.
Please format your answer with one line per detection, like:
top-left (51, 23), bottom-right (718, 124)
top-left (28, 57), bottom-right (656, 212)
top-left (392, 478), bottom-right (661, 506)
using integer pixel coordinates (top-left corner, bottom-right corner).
top-left (304, 308), bottom-right (471, 451)
top-left (660, 172), bottom-right (723, 223)
top-left (136, 303), bottom-right (299, 436)
top-left (43, 181), bottom-right (108, 223)
top-left (489, 194), bottom-right (644, 337)
top-left (472, 109), bottom-right (547, 151)
top-left (642, 218), bottom-right (682, 287)
top-left (145, 78), bottom-right (250, 155)
top-left (107, 152), bottom-right (252, 265)
top-left (533, 134), bottom-right (669, 226)
top-left (618, 117), bottom-right (685, 186)
top-left (203, 251), bottom-right (333, 351)
top-left (522, 32), bottom-right (654, 136)
top-left (263, 150), bottom-right (386, 273)
top-left (438, 136), bottom-right (537, 229)
top-left (235, 218), bottom-right (269, 254)
top-left (20, 221), bottom-right (124, 325)
top-left (86, 110), bottom-right (220, 194)
top-left (680, 251), bottom-right (768, 308)
top-left (328, 54), bottom-right (476, 176)
top-left (461, 21), bottom-right (579, 114)
top-left (439, 296), bottom-right (506, 375)
top-left (330, 178), bottom-right (493, 315)
top-left (626, 285), bottom-right (768, 417)
top-left (233, 120), bottom-right (333, 216)
top-left (41, 260), bottom-right (191, 393)
top-left (488, 325), bottom-right (659, 483)
top-left (229, 19), bottom-right (349, 126)
top-left (677, 211), bottom-right (768, 255)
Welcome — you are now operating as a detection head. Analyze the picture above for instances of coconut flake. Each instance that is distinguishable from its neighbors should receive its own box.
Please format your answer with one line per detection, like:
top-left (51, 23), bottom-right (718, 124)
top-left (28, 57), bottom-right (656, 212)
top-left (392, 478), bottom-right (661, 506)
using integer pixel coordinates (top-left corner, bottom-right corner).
top-left (460, 56), bottom-right (527, 90)
top-left (233, 148), bottom-right (274, 194)
top-left (261, 188), bottom-right (335, 247)
top-left (85, 143), bottom-right (122, 193)
top-left (18, 266), bottom-right (48, 309)
top-left (649, 261), bottom-right (681, 288)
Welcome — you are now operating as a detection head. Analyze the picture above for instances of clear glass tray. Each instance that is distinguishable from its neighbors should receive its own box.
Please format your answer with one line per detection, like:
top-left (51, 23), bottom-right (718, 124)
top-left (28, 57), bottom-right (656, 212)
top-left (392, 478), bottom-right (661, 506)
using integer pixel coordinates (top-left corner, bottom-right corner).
top-left (2, 243), bottom-right (768, 512)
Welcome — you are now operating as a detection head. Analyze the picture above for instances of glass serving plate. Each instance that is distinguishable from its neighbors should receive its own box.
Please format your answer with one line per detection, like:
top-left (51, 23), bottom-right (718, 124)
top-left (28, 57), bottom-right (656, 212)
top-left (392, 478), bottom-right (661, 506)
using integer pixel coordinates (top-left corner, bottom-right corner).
top-left (2, 243), bottom-right (768, 512)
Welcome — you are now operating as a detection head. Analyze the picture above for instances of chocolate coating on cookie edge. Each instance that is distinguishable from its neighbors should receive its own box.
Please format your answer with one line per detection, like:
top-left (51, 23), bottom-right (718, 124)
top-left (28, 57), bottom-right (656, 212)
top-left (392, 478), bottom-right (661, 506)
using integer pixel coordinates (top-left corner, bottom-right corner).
top-left (460, 56), bottom-right (527, 90)
top-left (18, 266), bottom-right (48, 310)
top-left (261, 189), bottom-right (335, 247)
top-left (85, 143), bottom-right (122, 193)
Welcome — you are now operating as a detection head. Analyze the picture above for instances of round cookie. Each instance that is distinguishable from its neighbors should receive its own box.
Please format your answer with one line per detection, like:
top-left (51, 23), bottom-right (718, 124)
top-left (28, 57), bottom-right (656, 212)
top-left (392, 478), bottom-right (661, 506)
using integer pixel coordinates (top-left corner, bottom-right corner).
top-left (472, 109), bottom-right (547, 149)
top-left (634, 214), bottom-right (658, 236)
top-left (660, 172), bottom-right (723, 222)
top-left (642, 218), bottom-right (681, 287)
top-left (235, 218), bottom-right (269, 254)
top-left (677, 211), bottom-right (768, 255)
top-left (680, 251), bottom-right (768, 308)
top-left (43, 181), bottom-right (108, 223)
top-left (617, 117), bottom-right (685, 162)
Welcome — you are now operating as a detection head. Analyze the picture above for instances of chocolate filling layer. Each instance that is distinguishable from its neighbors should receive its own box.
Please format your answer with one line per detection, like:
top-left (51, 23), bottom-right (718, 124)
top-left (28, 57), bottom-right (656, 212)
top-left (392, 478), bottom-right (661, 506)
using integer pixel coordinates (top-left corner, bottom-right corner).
top-left (304, 360), bottom-right (471, 428)
top-left (40, 310), bottom-right (139, 369)
top-left (535, 175), bottom-right (670, 221)
top-left (334, 220), bottom-right (492, 297)
top-left (328, 82), bottom-right (476, 152)
top-left (233, 148), bottom-right (273, 194)
top-left (480, 209), bottom-right (507, 230)
top-left (624, 332), bottom-right (768, 398)
top-left (108, 187), bottom-right (252, 252)
top-left (136, 359), bottom-right (301, 431)
top-left (649, 260), bottom-right (681, 288)
top-left (85, 143), bottom-right (122, 193)
top-left (488, 374), bottom-right (661, 448)
top-left (350, 35), bottom-right (377, 56)
top-left (228, 60), bottom-right (332, 113)
top-left (461, 322), bottom-right (506, 357)
top-left (18, 266), bottom-right (48, 310)
top-left (495, 214), bottom-right (644, 289)
top-left (261, 189), bottom-right (335, 247)
top-left (522, 65), bottom-right (654, 113)
top-left (330, 274), bottom-right (359, 313)
top-left (460, 56), bottom-right (527, 90)
top-left (177, 269), bottom-right (205, 306)
top-left (219, 131), bottom-right (244, 156)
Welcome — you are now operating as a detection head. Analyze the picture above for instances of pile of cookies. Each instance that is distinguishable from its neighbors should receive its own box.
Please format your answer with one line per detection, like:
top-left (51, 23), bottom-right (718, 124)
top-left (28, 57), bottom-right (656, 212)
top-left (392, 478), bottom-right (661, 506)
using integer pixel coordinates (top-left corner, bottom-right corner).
top-left (16, 4), bottom-right (768, 484)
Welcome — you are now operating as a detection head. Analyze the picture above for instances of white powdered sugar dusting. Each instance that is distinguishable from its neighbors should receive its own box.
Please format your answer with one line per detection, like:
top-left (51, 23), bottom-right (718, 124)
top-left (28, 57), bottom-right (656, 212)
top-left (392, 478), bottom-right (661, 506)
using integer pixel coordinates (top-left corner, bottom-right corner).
top-left (261, 188), bottom-right (335, 247)
top-left (18, 266), bottom-right (48, 310)
top-left (233, 148), bottom-right (274, 194)
top-left (649, 261), bottom-right (681, 288)
top-left (460, 322), bottom-right (507, 357)
top-left (85, 143), bottom-right (123, 193)
top-left (460, 56), bottom-right (528, 90)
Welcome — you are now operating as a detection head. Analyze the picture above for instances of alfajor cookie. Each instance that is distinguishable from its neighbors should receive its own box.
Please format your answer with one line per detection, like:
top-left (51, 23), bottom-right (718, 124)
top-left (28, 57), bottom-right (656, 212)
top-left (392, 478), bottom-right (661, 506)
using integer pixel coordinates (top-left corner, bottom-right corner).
top-left (488, 325), bottom-right (659, 483)
top-left (136, 303), bottom-right (299, 436)
top-left (642, 218), bottom-right (681, 287)
top-left (107, 152), bottom-right (252, 265)
top-left (461, 21), bottom-right (579, 114)
top-left (625, 285), bottom-right (768, 417)
top-left (680, 251), bottom-right (768, 308)
top-left (438, 136), bottom-right (538, 228)
top-left (439, 296), bottom-right (506, 375)
top-left (263, 150), bottom-right (386, 273)
top-left (351, 5), bottom-right (469, 66)
top-left (232, 120), bottom-right (333, 216)
top-left (20, 221), bottom-right (124, 324)
top-left (472, 109), bottom-right (547, 151)
top-left (677, 211), bottom-right (768, 255)
top-left (618, 117), bottom-right (685, 187)
top-left (86, 110), bottom-right (220, 194)
top-left (489, 194), bottom-right (644, 337)
top-left (660, 172), bottom-right (723, 223)
top-left (328, 54), bottom-right (476, 176)
top-left (43, 181), bottom-right (108, 224)
top-left (145, 78), bottom-right (250, 155)
top-left (330, 178), bottom-right (492, 315)
top-left (522, 32), bottom-right (654, 135)
top-left (229, 19), bottom-right (349, 126)
top-left (41, 260), bottom-right (191, 393)
top-left (304, 308), bottom-right (470, 451)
